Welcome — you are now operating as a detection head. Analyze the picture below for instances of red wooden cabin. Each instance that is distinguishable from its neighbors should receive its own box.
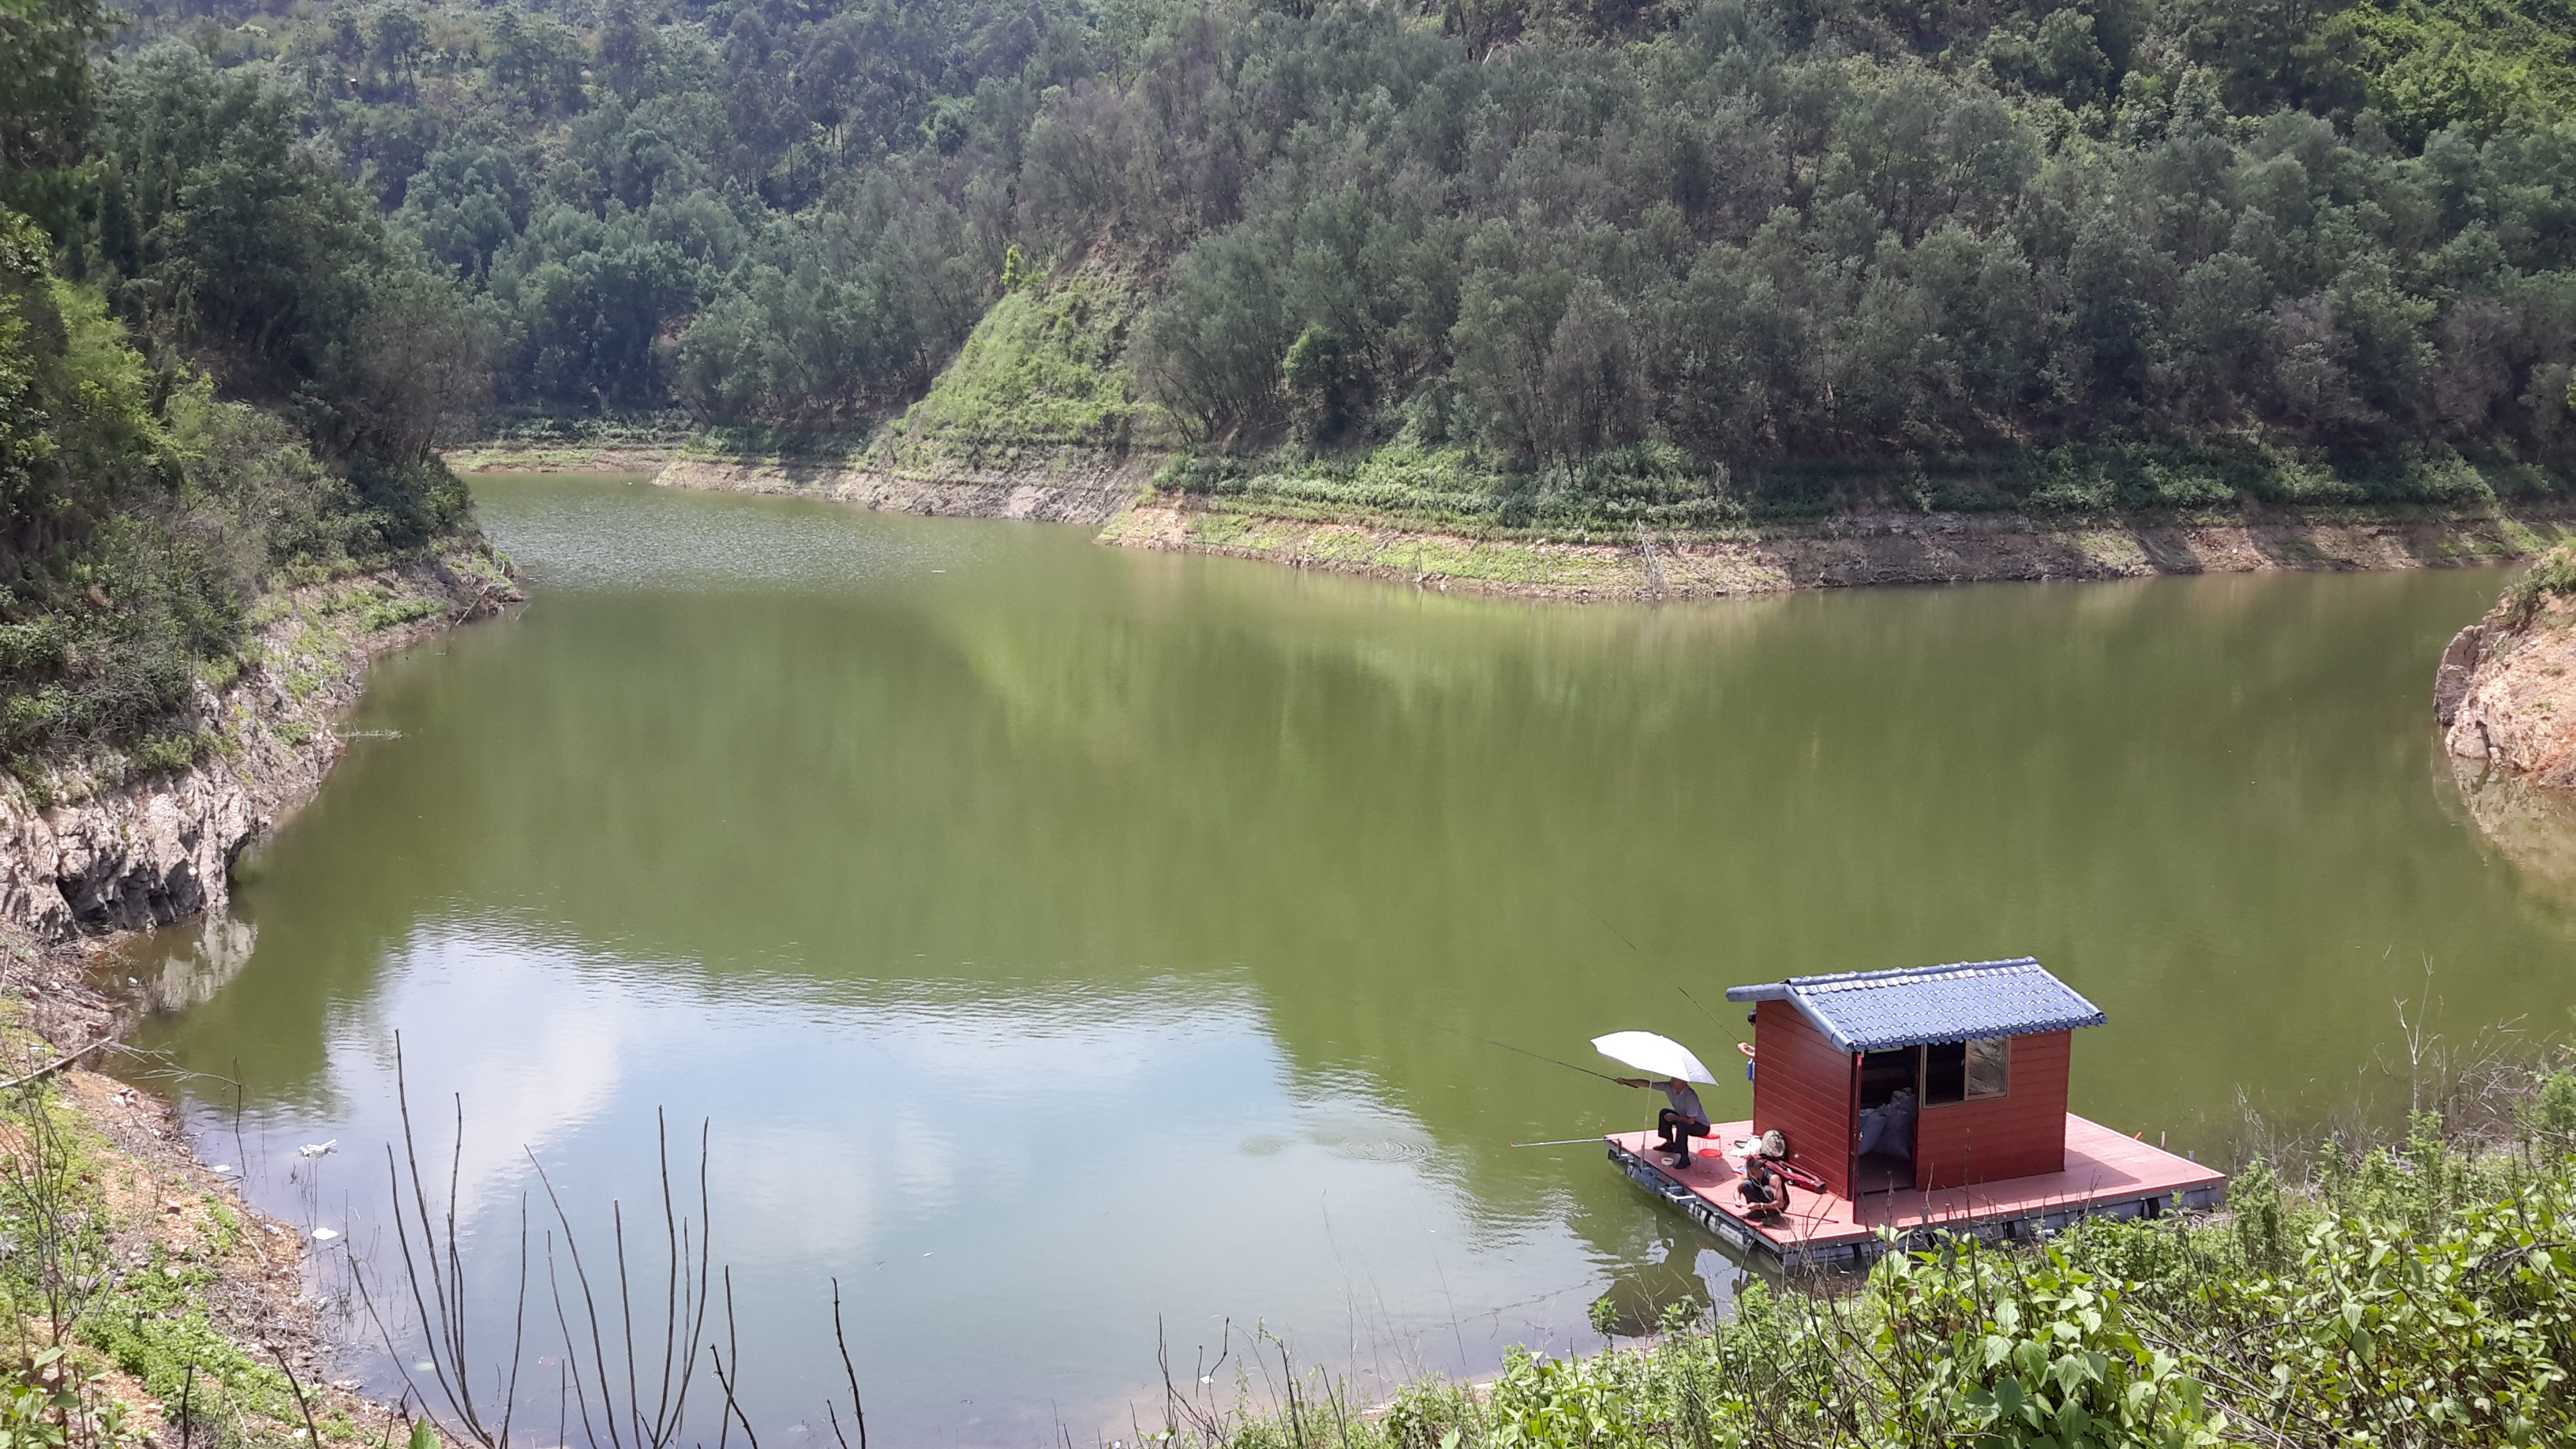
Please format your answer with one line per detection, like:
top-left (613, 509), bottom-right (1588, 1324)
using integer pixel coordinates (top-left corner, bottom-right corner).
top-left (1724, 958), bottom-right (2106, 1199)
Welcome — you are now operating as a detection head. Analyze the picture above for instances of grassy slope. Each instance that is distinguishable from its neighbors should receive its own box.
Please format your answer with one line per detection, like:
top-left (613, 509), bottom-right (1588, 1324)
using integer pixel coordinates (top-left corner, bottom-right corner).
top-left (867, 267), bottom-right (1159, 470)
top-left (451, 268), bottom-right (1163, 478)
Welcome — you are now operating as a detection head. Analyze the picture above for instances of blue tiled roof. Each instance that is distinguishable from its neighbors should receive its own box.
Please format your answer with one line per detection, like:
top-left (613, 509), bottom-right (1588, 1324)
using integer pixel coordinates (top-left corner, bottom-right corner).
top-left (1723, 957), bottom-right (2105, 1054)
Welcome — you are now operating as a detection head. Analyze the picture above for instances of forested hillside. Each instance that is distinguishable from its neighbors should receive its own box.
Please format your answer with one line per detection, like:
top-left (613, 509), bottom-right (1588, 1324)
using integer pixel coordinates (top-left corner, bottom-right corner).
top-left (2, 0), bottom-right (487, 782)
top-left (69, 0), bottom-right (2576, 515)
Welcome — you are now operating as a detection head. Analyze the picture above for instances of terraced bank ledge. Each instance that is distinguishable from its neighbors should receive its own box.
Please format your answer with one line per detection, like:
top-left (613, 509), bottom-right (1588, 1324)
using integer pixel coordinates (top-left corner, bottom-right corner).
top-left (653, 453), bottom-right (1147, 525)
top-left (451, 444), bottom-right (2575, 600)
top-left (1106, 495), bottom-right (2576, 598)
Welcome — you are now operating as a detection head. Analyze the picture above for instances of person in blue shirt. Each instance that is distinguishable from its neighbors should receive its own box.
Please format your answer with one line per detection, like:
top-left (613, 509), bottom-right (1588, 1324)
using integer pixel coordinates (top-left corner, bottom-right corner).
top-left (1615, 1076), bottom-right (1710, 1168)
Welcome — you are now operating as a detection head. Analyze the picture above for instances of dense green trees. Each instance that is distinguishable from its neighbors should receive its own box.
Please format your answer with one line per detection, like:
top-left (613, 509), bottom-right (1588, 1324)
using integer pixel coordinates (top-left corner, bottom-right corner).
top-left (118, 0), bottom-right (1088, 420)
top-left (1115, 2), bottom-right (2576, 480)
top-left (2, 0), bottom-right (2569, 758)
top-left (117, 0), bottom-right (2574, 500)
top-left (2, 0), bottom-right (483, 778)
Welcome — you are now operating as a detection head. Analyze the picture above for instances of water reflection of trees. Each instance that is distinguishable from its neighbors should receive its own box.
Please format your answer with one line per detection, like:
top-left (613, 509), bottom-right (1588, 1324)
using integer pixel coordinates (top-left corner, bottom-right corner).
top-left (139, 526), bottom-right (2564, 1231)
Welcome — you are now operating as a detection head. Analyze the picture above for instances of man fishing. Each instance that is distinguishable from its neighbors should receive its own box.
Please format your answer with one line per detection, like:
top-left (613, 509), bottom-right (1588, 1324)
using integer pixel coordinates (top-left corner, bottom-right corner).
top-left (1613, 1074), bottom-right (1711, 1168)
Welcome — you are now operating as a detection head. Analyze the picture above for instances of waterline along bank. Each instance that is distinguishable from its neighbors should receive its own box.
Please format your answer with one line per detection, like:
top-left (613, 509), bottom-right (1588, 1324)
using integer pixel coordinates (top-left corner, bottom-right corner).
top-left (24, 0), bottom-right (2576, 1435)
top-left (1, 551), bottom-right (519, 943)
top-left (0, 552), bottom-right (520, 1449)
top-left (60, 472), bottom-right (2567, 1443)
top-left (453, 443), bottom-right (2576, 601)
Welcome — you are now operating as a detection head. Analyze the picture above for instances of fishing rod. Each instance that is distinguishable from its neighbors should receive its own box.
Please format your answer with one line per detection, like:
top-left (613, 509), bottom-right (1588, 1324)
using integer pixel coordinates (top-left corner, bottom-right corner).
top-left (1511, 1136), bottom-right (1609, 1148)
top-left (1425, 1020), bottom-right (1626, 1084)
top-left (1580, 900), bottom-right (1732, 1034)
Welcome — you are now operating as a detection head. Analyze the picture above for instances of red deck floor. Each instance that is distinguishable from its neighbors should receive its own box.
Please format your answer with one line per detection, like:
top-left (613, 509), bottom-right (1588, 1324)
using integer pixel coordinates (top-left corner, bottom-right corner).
top-left (1608, 1114), bottom-right (2226, 1267)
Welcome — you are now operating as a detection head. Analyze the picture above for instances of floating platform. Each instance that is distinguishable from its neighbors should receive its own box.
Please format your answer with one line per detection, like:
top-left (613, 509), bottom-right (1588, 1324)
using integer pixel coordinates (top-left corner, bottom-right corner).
top-left (1608, 1114), bottom-right (2226, 1271)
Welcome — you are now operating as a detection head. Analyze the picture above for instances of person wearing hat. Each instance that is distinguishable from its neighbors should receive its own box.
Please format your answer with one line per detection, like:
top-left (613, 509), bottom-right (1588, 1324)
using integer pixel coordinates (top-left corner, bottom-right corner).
top-left (1737, 1155), bottom-right (1790, 1219)
top-left (1614, 1075), bottom-right (1711, 1168)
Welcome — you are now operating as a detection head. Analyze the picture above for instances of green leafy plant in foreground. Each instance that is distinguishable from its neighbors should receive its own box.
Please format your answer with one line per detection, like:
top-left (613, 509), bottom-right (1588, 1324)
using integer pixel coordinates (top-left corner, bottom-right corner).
top-left (0, 1075), bottom-right (303, 1449)
top-left (0, 1346), bottom-right (138, 1449)
top-left (1206, 1069), bottom-right (2576, 1448)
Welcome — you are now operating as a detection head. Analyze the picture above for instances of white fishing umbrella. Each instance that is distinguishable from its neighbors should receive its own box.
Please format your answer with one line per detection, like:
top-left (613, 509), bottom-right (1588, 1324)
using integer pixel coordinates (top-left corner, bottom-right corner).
top-left (1591, 1031), bottom-right (1718, 1085)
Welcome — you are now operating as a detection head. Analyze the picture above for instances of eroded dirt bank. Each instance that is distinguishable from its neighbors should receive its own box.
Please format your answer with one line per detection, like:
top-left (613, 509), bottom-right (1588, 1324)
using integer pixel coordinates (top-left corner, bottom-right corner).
top-left (653, 454), bottom-right (1150, 525)
top-left (451, 446), bottom-right (2574, 601)
top-left (0, 546), bottom-right (519, 941)
top-left (1107, 498), bottom-right (2574, 600)
top-left (2440, 584), bottom-right (2576, 787)
top-left (2428, 552), bottom-right (2576, 913)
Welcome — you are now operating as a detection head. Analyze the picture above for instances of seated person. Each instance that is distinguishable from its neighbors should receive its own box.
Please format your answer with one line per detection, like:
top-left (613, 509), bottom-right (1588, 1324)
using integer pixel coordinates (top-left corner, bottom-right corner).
top-left (1615, 1075), bottom-right (1712, 1169)
top-left (1737, 1156), bottom-right (1791, 1219)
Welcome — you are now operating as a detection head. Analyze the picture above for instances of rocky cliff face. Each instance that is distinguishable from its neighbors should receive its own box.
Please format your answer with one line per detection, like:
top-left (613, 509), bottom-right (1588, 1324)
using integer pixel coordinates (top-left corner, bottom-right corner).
top-left (2439, 590), bottom-right (2576, 788)
top-left (0, 548), bottom-right (518, 940)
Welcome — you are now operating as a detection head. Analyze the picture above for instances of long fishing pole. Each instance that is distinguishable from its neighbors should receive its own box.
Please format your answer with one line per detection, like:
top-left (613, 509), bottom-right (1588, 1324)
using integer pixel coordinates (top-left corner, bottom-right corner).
top-left (1511, 1136), bottom-right (1610, 1148)
top-left (1425, 1020), bottom-right (1625, 1084)
top-left (1579, 900), bottom-right (1732, 1034)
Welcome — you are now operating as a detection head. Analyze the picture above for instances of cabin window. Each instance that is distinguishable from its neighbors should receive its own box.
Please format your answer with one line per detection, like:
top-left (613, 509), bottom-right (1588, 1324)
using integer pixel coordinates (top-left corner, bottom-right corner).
top-left (1859, 1048), bottom-right (1919, 1109)
top-left (1920, 1038), bottom-right (2011, 1105)
top-left (1965, 1036), bottom-right (2010, 1099)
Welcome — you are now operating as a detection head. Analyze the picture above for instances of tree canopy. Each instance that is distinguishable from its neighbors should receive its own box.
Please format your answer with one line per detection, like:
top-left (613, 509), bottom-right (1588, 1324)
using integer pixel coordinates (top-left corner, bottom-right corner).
top-left (2, 0), bottom-right (484, 780)
top-left (106, 0), bottom-right (2576, 490)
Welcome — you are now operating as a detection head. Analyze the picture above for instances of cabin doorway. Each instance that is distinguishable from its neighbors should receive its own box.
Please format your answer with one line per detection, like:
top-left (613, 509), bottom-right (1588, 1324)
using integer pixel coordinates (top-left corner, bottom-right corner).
top-left (1855, 1048), bottom-right (1919, 1193)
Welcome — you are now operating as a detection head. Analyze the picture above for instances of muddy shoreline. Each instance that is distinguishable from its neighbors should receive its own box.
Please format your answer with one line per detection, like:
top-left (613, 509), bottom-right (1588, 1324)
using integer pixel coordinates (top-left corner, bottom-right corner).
top-left (0, 945), bottom-right (398, 1448)
top-left (653, 454), bottom-right (1148, 525)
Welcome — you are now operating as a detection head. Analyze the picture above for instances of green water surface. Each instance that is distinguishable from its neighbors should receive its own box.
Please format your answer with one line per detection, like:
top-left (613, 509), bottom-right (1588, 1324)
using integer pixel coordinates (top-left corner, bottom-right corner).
top-left (129, 474), bottom-right (2573, 1444)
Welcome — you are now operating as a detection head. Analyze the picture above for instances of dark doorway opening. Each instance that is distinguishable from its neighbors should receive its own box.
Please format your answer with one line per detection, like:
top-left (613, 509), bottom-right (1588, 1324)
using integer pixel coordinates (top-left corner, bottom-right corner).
top-left (1855, 1047), bottom-right (1919, 1193)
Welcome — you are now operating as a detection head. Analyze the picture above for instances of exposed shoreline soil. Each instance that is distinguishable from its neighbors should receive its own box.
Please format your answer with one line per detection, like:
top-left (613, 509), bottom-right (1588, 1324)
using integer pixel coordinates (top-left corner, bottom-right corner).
top-left (0, 947), bottom-right (403, 1448)
top-left (0, 545), bottom-right (520, 941)
top-left (653, 453), bottom-right (1148, 524)
top-left (455, 442), bottom-right (2572, 600)
top-left (1106, 496), bottom-right (2576, 598)
top-left (2439, 588), bottom-right (2576, 787)
top-left (447, 440), bottom-right (2576, 597)
top-left (2418, 555), bottom-right (2576, 918)
top-left (440, 440), bottom-right (691, 474)
top-left (0, 545), bottom-right (516, 1449)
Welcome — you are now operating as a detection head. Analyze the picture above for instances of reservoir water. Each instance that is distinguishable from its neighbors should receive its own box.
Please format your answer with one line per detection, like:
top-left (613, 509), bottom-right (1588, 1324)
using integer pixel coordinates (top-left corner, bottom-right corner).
top-left (126, 473), bottom-right (2572, 1444)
